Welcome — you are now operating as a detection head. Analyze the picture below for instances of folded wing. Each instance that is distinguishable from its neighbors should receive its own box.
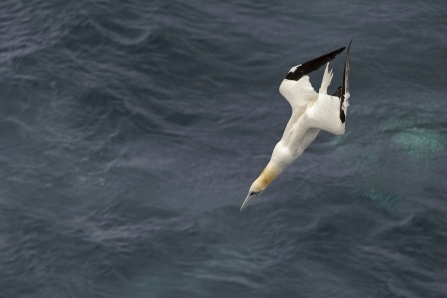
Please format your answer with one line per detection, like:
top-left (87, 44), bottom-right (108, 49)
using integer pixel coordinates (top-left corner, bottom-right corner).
top-left (337, 39), bottom-right (352, 123)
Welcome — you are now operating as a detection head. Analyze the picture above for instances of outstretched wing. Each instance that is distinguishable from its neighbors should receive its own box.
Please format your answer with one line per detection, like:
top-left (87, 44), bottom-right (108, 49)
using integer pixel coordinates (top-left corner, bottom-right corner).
top-left (284, 47), bottom-right (346, 82)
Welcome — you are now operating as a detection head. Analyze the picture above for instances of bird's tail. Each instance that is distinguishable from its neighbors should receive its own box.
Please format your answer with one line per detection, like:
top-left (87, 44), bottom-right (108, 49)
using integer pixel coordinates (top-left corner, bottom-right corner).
top-left (319, 63), bottom-right (333, 94)
top-left (305, 93), bottom-right (346, 136)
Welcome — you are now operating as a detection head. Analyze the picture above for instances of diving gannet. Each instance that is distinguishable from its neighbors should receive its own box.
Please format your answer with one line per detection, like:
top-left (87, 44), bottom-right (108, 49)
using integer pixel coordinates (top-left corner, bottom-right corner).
top-left (240, 41), bottom-right (352, 212)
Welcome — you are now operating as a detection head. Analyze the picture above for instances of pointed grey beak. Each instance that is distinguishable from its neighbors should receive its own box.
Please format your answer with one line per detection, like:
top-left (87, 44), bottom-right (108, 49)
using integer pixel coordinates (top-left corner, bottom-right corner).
top-left (240, 192), bottom-right (259, 212)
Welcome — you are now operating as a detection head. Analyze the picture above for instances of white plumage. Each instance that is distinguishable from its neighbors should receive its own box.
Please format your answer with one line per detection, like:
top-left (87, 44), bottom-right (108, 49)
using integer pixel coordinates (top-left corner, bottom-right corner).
top-left (241, 41), bottom-right (352, 212)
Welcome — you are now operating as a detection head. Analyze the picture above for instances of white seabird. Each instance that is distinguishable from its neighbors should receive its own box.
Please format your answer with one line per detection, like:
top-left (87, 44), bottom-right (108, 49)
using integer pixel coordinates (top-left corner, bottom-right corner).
top-left (240, 41), bottom-right (352, 212)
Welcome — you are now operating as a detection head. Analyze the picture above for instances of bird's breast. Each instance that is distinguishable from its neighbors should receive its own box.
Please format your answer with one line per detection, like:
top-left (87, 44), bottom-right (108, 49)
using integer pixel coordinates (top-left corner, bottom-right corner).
top-left (271, 142), bottom-right (295, 170)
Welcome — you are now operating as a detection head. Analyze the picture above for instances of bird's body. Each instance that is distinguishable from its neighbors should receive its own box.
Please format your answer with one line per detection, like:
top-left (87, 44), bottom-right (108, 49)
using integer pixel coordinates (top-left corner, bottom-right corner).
top-left (241, 41), bottom-right (352, 212)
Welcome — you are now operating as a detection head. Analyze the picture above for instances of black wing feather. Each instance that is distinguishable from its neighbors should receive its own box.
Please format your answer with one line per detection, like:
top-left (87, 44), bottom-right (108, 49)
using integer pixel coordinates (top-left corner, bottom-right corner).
top-left (332, 85), bottom-right (342, 97)
top-left (285, 47), bottom-right (346, 81)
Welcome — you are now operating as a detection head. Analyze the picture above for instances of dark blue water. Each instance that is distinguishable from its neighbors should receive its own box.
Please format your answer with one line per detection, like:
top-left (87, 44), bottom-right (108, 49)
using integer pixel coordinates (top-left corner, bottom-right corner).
top-left (0, 0), bottom-right (446, 297)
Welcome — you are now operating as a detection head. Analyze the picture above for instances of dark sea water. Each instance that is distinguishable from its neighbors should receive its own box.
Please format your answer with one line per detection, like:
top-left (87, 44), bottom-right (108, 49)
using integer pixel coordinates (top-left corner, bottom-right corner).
top-left (0, 0), bottom-right (446, 297)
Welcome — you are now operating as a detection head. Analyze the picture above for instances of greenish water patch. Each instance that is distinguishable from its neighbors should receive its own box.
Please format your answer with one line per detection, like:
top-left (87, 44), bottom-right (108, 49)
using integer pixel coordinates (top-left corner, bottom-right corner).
top-left (135, 275), bottom-right (163, 297)
top-left (347, 154), bottom-right (379, 167)
top-left (364, 189), bottom-right (401, 211)
top-left (330, 133), bottom-right (381, 169)
top-left (379, 101), bottom-right (440, 133)
top-left (330, 134), bottom-right (347, 146)
top-left (133, 246), bottom-right (250, 297)
top-left (352, 173), bottom-right (402, 211)
top-left (189, 246), bottom-right (250, 278)
top-left (392, 129), bottom-right (444, 159)
top-left (329, 133), bottom-right (367, 156)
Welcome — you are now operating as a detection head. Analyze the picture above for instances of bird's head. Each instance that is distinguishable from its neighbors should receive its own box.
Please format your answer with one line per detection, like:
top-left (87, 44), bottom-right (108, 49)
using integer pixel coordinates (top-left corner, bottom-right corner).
top-left (240, 163), bottom-right (280, 212)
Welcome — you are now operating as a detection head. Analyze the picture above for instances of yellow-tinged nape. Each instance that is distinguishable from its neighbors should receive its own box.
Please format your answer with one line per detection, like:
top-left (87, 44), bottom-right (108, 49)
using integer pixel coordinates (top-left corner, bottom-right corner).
top-left (241, 163), bottom-right (281, 212)
top-left (251, 162), bottom-right (280, 192)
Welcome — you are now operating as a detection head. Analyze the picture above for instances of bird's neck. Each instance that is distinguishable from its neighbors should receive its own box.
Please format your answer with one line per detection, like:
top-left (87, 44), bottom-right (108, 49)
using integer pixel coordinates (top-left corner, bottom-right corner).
top-left (254, 162), bottom-right (281, 190)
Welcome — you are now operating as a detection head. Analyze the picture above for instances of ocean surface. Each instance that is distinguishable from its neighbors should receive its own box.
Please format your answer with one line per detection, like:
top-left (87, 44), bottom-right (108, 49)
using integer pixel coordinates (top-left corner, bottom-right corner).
top-left (0, 0), bottom-right (446, 297)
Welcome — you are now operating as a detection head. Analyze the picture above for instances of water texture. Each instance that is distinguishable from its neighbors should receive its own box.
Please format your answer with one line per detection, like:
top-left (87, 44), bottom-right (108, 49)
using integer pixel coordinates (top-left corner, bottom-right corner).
top-left (0, 0), bottom-right (446, 297)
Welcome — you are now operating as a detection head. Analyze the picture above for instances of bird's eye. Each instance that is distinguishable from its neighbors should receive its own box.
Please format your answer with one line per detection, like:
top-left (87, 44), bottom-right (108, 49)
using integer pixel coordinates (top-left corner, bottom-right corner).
top-left (250, 191), bottom-right (259, 196)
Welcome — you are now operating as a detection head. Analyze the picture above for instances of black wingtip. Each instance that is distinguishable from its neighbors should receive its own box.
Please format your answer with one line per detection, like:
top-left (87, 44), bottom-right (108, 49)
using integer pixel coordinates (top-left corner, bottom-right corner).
top-left (334, 46), bottom-right (347, 56)
top-left (285, 46), bottom-right (346, 81)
